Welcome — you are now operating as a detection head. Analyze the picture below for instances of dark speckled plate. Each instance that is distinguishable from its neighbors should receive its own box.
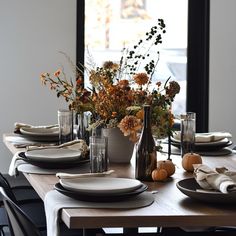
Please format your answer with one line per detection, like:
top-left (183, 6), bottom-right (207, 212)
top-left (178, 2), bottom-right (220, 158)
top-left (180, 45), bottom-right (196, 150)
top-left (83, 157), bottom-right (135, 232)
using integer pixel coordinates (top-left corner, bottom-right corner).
top-left (177, 178), bottom-right (236, 204)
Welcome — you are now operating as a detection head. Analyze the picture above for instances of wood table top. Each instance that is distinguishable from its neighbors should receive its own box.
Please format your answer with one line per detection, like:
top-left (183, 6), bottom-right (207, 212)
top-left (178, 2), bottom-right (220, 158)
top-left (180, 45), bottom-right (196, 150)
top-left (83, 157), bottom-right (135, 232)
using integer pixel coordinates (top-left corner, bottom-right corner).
top-left (3, 133), bottom-right (236, 229)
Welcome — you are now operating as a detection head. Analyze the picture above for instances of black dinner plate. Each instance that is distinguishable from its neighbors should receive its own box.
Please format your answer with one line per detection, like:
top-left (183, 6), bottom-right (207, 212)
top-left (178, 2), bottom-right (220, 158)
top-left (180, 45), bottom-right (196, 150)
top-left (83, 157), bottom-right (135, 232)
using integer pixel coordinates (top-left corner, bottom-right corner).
top-left (18, 152), bottom-right (89, 169)
top-left (171, 140), bottom-right (233, 152)
top-left (176, 178), bottom-right (236, 204)
top-left (54, 182), bottom-right (148, 202)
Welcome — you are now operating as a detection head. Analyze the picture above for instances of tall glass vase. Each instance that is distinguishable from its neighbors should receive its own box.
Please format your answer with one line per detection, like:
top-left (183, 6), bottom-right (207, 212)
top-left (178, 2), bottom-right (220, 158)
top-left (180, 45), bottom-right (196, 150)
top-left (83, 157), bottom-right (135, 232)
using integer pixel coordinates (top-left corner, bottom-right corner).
top-left (76, 112), bottom-right (91, 145)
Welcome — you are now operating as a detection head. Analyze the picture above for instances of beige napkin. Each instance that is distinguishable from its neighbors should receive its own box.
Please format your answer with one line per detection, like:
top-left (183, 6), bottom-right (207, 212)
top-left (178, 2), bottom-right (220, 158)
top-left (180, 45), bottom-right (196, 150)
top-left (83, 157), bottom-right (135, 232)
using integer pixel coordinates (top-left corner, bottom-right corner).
top-left (8, 140), bottom-right (89, 176)
top-left (193, 164), bottom-right (236, 193)
top-left (14, 122), bottom-right (58, 133)
top-left (173, 131), bottom-right (232, 143)
top-left (56, 170), bottom-right (115, 179)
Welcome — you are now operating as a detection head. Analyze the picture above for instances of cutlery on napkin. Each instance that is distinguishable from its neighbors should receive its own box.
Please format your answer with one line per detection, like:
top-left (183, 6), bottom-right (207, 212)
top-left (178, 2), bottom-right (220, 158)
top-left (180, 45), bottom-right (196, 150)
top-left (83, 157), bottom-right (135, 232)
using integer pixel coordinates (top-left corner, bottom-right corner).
top-left (14, 122), bottom-right (58, 133)
top-left (193, 164), bottom-right (236, 193)
top-left (56, 170), bottom-right (115, 179)
top-left (26, 139), bottom-right (88, 155)
top-left (173, 131), bottom-right (232, 143)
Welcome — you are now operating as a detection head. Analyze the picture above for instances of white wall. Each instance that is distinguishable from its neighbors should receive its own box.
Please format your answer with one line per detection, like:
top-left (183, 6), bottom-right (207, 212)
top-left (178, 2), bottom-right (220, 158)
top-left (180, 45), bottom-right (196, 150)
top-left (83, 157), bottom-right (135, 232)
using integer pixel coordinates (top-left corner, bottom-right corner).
top-left (0, 0), bottom-right (76, 172)
top-left (209, 0), bottom-right (236, 145)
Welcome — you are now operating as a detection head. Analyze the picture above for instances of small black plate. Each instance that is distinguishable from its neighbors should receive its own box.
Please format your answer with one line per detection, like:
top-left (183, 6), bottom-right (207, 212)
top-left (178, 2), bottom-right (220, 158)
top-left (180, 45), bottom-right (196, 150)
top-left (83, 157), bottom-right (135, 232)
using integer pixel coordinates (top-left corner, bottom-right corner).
top-left (177, 178), bottom-right (236, 204)
top-left (19, 152), bottom-right (89, 169)
top-left (54, 182), bottom-right (148, 202)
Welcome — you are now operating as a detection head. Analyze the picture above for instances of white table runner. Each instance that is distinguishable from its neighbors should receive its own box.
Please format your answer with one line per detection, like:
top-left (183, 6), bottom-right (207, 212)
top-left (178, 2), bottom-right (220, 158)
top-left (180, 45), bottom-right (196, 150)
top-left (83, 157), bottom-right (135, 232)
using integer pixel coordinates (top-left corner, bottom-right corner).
top-left (44, 190), bottom-right (155, 236)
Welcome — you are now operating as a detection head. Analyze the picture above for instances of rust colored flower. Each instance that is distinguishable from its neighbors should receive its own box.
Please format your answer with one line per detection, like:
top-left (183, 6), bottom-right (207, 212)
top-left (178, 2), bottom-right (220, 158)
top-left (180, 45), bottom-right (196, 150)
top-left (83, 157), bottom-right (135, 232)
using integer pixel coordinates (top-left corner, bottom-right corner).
top-left (103, 61), bottom-right (119, 71)
top-left (76, 78), bottom-right (83, 86)
top-left (118, 79), bottom-right (129, 88)
top-left (136, 109), bottom-right (144, 121)
top-left (133, 73), bottom-right (149, 86)
top-left (118, 115), bottom-right (142, 142)
top-left (166, 81), bottom-right (180, 99)
top-left (54, 69), bottom-right (61, 77)
top-left (111, 112), bottom-right (117, 118)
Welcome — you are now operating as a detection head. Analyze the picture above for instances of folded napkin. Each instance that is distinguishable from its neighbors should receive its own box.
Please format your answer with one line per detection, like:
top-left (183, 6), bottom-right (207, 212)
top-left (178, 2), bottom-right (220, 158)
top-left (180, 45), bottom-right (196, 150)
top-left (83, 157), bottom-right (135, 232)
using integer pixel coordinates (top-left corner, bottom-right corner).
top-left (56, 170), bottom-right (115, 179)
top-left (173, 131), bottom-right (232, 143)
top-left (193, 164), bottom-right (236, 193)
top-left (44, 190), bottom-right (154, 236)
top-left (8, 140), bottom-right (89, 176)
top-left (14, 122), bottom-right (58, 133)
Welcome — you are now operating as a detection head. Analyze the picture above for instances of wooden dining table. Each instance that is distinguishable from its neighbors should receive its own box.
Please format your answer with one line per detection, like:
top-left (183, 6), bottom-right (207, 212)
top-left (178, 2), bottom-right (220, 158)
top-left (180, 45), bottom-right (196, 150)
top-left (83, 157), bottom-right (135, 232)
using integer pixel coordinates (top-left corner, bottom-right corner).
top-left (3, 133), bottom-right (236, 233)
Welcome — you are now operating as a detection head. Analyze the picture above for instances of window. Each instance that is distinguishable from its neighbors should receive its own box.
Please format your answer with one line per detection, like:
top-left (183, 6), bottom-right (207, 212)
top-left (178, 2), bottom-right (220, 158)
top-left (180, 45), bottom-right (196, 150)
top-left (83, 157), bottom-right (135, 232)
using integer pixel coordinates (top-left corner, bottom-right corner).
top-left (76, 0), bottom-right (209, 132)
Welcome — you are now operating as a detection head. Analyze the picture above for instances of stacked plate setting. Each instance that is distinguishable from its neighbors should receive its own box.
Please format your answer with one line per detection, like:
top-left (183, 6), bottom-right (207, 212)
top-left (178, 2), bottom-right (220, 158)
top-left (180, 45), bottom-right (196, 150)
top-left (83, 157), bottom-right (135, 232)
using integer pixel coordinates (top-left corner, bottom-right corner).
top-left (19, 126), bottom-right (59, 142)
top-left (19, 148), bottom-right (89, 169)
top-left (55, 177), bottom-right (148, 202)
top-left (171, 132), bottom-right (233, 154)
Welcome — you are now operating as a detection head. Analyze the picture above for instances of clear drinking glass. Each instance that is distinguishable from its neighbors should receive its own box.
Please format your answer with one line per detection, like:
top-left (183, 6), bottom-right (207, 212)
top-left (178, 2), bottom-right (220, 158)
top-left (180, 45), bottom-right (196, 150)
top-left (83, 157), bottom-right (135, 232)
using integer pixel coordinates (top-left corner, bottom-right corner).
top-left (89, 136), bottom-right (108, 173)
top-left (180, 112), bottom-right (196, 157)
top-left (58, 109), bottom-right (74, 144)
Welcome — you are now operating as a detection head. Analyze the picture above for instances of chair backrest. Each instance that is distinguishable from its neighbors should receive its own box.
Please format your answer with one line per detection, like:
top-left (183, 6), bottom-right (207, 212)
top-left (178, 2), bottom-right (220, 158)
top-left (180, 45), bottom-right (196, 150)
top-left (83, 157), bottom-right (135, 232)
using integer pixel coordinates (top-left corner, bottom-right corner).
top-left (0, 173), bottom-right (17, 203)
top-left (0, 187), bottom-right (41, 236)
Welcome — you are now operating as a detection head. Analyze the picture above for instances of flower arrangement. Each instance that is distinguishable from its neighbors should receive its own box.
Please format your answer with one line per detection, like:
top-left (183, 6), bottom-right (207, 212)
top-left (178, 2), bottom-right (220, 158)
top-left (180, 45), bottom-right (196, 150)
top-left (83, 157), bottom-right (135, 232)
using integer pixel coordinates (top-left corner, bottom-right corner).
top-left (40, 19), bottom-right (180, 142)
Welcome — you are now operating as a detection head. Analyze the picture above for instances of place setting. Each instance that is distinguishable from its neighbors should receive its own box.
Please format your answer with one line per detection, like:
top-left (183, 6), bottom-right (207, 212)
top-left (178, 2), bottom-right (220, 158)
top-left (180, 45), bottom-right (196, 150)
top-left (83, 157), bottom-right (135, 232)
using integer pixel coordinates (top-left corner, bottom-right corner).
top-left (44, 134), bottom-right (154, 236)
top-left (45, 174), bottom-right (154, 236)
top-left (171, 131), bottom-right (233, 152)
top-left (8, 139), bottom-right (90, 176)
top-left (54, 175), bottom-right (148, 202)
top-left (176, 164), bottom-right (236, 204)
top-left (14, 122), bottom-right (60, 142)
top-left (52, 134), bottom-right (150, 202)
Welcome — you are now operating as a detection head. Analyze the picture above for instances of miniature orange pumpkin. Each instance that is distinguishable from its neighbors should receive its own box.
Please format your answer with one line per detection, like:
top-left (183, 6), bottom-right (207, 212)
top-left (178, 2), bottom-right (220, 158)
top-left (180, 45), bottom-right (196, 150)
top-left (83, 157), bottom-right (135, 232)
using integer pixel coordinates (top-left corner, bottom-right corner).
top-left (156, 160), bottom-right (175, 177)
top-left (182, 153), bottom-right (202, 172)
top-left (152, 168), bottom-right (168, 181)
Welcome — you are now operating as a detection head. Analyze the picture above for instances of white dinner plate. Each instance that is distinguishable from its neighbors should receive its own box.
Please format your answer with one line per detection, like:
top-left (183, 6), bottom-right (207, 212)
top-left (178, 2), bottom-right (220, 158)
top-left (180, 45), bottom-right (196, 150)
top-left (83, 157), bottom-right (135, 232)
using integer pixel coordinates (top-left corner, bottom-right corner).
top-left (60, 177), bottom-right (142, 194)
top-left (20, 126), bottom-right (59, 136)
top-left (20, 126), bottom-right (59, 141)
top-left (171, 137), bottom-right (230, 146)
top-left (25, 148), bottom-right (81, 162)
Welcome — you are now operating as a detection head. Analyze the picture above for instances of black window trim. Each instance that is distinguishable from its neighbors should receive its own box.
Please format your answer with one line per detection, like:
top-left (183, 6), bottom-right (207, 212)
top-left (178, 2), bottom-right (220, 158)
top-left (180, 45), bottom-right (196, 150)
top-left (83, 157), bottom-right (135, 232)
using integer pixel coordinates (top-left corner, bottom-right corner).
top-left (187, 0), bottom-right (210, 132)
top-left (76, 0), bottom-right (210, 132)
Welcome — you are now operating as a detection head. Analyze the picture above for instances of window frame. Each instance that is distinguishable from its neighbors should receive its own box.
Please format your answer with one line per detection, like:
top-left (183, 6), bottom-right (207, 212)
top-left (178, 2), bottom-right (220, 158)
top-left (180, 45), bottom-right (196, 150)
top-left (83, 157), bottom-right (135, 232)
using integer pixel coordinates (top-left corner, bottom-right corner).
top-left (76, 0), bottom-right (210, 132)
top-left (187, 0), bottom-right (210, 132)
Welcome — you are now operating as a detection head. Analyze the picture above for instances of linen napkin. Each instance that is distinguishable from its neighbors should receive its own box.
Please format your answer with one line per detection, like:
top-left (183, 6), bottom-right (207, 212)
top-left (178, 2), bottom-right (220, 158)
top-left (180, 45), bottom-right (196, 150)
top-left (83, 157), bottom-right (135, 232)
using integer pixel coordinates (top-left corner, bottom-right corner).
top-left (8, 140), bottom-right (89, 176)
top-left (14, 122), bottom-right (58, 133)
top-left (173, 131), bottom-right (232, 143)
top-left (193, 164), bottom-right (236, 193)
top-left (44, 190), bottom-right (154, 236)
top-left (56, 170), bottom-right (115, 179)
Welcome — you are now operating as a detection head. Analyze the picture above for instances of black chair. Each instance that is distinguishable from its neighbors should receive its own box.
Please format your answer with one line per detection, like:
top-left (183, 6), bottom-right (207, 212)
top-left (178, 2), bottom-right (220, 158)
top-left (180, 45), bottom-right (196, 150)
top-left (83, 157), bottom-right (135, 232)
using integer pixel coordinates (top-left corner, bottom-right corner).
top-left (0, 206), bottom-right (9, 236)
top-left (0, 186), bottom-right (45, 236)
top-left (0, 172), bottom-right (41, 206)
top-left (0, 172), bottom-right (46, 230)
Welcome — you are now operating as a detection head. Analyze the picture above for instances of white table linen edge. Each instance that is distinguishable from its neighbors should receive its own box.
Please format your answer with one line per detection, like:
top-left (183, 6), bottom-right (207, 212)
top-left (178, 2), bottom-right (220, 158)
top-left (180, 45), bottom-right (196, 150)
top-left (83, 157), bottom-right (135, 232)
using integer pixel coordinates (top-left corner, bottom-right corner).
top-left (44, 190), bottom-right (154, 236)
top-left (8, 151), bottom-right (23, 176)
